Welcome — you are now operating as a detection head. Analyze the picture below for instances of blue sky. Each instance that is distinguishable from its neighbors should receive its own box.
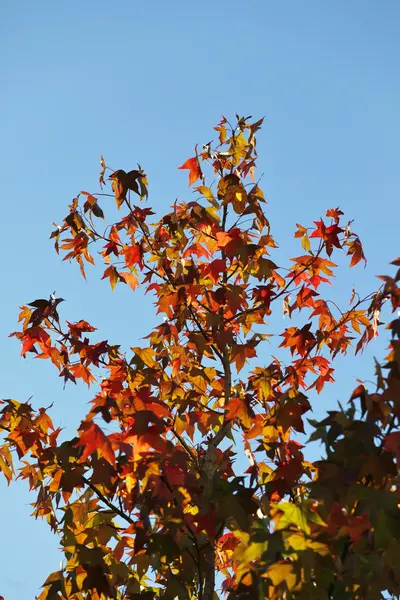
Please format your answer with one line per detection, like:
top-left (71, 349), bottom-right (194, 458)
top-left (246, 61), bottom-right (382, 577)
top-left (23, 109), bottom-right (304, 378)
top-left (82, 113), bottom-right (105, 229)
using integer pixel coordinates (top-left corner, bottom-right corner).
top-left (1, 1), bottom-right (399, 597)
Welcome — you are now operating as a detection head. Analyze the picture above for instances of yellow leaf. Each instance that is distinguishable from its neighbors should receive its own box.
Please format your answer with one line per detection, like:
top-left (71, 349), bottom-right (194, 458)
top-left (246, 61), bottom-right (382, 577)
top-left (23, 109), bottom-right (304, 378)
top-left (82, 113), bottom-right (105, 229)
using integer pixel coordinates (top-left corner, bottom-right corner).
top-left (0, 453), bottom-right (13, 483)
top-left (131, 347), bottom-right (158, 368)
top-left (49, 469), bottom-right (63, 493)
top-left (205, 205), bottom-right (220, 223)
top-left (125, 473), bottom-right (136, 494)
top-left (273, 502), bottom-right (311, 535)
top-left (302, 233), bottom-right (311, 252)
top-left (249, 185), bottom-right (265, 202)
top-left (225, 184), bottom-right (248, 214)
top-left (195, 185), bottom-right (216, 204)
top-left (265, 562), bottom-right (297, 590)
top-left (261, 426), bottom-right (280, 443)
top-left (233, 539), bottom-right (266, 565)
top-left (231, 133), bottom-right (248, 166)
top-left (75, 566), bottom-right (88, 590)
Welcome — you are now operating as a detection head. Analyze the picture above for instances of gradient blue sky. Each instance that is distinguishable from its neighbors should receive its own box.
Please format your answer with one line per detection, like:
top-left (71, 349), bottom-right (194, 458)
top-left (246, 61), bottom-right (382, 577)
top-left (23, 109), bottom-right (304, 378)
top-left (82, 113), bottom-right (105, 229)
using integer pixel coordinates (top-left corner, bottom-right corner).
top-left (1, 1), bottom-right (399, 597)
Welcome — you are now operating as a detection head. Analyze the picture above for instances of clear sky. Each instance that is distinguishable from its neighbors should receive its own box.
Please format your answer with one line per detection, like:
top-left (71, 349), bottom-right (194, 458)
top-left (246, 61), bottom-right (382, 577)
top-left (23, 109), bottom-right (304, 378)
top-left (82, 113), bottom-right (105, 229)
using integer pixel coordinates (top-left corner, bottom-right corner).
top-left (1, 1), bottom-right (399, 597)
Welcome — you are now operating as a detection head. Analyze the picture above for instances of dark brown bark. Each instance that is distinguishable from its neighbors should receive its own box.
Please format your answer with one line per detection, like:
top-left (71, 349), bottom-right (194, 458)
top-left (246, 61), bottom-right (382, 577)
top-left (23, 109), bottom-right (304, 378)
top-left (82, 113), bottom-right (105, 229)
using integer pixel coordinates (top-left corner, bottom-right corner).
top-left (202, 543), bottom-right (215, 600)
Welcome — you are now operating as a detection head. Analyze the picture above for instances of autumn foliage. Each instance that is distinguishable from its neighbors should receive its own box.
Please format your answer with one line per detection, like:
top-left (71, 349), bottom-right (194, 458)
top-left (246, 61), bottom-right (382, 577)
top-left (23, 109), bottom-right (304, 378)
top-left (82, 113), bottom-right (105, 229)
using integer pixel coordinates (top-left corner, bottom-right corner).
top-left (1, 115), bottom-right (400, 600)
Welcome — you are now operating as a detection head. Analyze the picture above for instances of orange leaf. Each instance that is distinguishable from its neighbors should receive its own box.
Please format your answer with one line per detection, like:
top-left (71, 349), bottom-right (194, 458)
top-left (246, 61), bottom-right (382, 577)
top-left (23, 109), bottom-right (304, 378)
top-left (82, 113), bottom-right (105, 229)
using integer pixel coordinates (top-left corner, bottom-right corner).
top-left (347, 237), bottom-right (366, 268)
top-left (120, 271), bottom-right (139, 291)
top-left (101, 266), bottom-right (119, 290)
top-left (178, 156), bottom-right (202, 186)
top-left (70, 364), bottom-right (95, 387)
top-left (225, 397), bottom-right (255, 429)
top-left (123, 243), bottom-right (142, 268)
top-left (272, 270), bottom-right (285, 288)
top-left (232, 344), bottom-right (257, 373)
top-left (76, 422), bottom-right (115, 466)
top-left (67, 320), bottom-right (97, 337)
top-left (21, 327), bottom-right (51, 355)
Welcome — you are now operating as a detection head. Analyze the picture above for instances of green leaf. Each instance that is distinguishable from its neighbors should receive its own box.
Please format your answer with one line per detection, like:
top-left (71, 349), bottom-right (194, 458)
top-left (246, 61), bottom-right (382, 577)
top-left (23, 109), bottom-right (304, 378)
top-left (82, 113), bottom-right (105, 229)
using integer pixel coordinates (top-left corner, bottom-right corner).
top-left (275, 502), bottom-right (311, 535)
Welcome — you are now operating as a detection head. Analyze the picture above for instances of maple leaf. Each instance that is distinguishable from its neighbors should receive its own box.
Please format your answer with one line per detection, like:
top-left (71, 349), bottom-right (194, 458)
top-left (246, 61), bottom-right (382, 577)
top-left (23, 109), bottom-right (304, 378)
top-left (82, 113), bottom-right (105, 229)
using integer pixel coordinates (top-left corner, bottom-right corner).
top-left (265, 562), bottom-right (297, 590)
top-left (249, 367), bottom-right (274, 400)
top-left (178, 154), bottom-right (203, 186)
top-left (108, 169), bottom-right (127, 199)
top-left (341, 513), bottom-right (371, 544)
top-left (123, 243), bottom-right (142, 268)
top-left (183, 242), bottom-right (211, 260)
top-left (277, 392), bottom-right (311, 433)
top-left (101, 265), bottom-right (120, 290)
top-left (223, 183), bottom-right (248, 214)
top-left (232, 344), bottom-right (258, 372)
top-left (70, 364), bottom-right (95, 387)
top-left (225, 397), bottom-right (255, 429)
top-left (279, 324), bottom-right (316, 357)
top-left (214, 116), bottom-right (227, 144)
top-left (67, 320), bottom-right (97, 337)
top-left (0, 447), bottom-right (14, 484)
top-left (310, 219), bottom-right (343, 256)
top-left (326, 207), bottom-right (344, 223)
top-left (384, 431), bottom-right (400, 462)
top-left (347, 236), bottom-right (367, 267)
top-left (120, 271), bottom-right (139, 291)
top-left (195, 185), bottom-right (216, 204)
top-left (200, 259), bottom-right (226, 284)
top-left (20, 327), bottom-right (51, 355)
top-left (34, 408), bottom-right (54, 433)
top-left (76, 422), bottom-right (115, 466)
top-left (294, 223), bottom-right (307, 238)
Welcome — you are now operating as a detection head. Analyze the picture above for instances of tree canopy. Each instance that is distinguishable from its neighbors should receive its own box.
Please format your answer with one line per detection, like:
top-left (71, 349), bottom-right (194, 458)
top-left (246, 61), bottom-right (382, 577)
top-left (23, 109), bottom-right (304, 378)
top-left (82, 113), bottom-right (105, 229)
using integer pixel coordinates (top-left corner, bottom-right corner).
top-left (1, 115), bottom-right (400, 600)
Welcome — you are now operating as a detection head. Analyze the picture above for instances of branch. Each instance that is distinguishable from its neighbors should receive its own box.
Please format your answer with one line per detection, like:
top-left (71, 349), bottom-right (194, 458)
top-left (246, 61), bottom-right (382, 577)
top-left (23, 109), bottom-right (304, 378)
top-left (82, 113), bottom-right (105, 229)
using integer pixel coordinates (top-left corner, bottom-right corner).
top-left (271, 291), bottom-right (377, 394)
top-left (225, 246), bottom-right (325, 325)
top-left (170, 426), bottom-right (198, 463)
top-left (129, 205), bottom-right (225, 365)
top-left (1, 421), bottom-right (136, 528)
top-left (208, 204), bottom-right (233, 450)
top-left (208, 347), bottom-right (232, 449)
top-left (81, 475), bottom-right (135, 525)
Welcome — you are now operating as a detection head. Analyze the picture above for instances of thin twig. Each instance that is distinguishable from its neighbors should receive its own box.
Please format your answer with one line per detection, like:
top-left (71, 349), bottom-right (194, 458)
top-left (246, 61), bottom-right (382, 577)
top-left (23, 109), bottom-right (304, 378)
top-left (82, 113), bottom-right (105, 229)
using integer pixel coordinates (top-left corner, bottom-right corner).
top-left (82, 475), bottom-right (134, 525)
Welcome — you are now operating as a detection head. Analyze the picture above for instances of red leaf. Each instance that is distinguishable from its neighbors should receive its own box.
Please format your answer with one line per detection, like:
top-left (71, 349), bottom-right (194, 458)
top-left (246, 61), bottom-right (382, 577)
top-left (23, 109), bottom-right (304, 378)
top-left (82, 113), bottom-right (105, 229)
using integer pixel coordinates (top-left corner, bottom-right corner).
top-left (350, 384), bottom-right (366, 401)
top-left (232, 344), bottom-right (257, 373)
top-left (384, 431), bottom-right (400, 462)
top-left (76, 422), bottom-right (115, 466)
top-left (178, 156), bottom-right (202, 186)
top-left (309, 220), bottom-right (326, 239)
top-left (124, 243), bottom-right (142, 268)
top-left (347, 237), bottom-right (366, 268)
top-left (216, 228), bottom-right (242, 250)
top-left (67, 320), bottom-right (97, 337)
top-left (279, 324), bottom-right (316, 357)
top-left (310, 220), bottom-right (343, 256)
top-left (21, 327), bottom-right (51, 355)
top-left (326, 207), bottom-right (344, 223)
top-left (200, 259), bottom-right (226, 284)
top-left (183, 242), bottom-right (211, 260)
top-left (196, 508), bottom-right (217, 540)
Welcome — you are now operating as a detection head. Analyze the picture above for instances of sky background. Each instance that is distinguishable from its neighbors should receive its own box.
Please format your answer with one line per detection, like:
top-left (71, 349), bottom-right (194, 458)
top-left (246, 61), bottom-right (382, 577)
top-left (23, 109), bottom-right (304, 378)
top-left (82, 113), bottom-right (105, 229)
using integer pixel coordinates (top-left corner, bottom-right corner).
top-left (1, 1), bottom-right (399, 597)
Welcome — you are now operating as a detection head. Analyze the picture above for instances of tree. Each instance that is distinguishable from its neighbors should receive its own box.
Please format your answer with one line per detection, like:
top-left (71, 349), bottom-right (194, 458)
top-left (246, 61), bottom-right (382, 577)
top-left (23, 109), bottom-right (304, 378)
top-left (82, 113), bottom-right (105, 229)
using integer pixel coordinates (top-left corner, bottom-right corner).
top-left (1, 115), bottom-right (399, 600)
